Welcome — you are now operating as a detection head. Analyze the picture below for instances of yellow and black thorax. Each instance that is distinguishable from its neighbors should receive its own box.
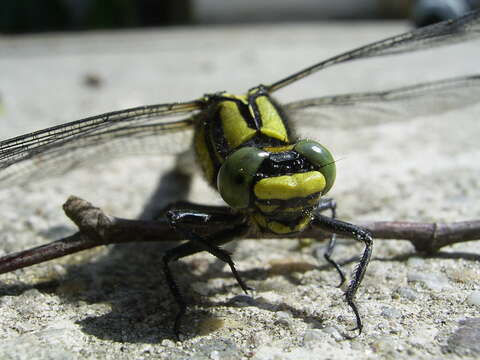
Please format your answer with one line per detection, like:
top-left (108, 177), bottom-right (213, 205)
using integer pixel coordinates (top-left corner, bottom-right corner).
top-left (194, 86), bottom-right (336, 235)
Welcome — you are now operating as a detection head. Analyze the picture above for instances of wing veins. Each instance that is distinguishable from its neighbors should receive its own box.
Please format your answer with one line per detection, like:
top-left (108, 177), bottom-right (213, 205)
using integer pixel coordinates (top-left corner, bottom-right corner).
top-left (0, 100), bottom-right (203, 168)
top-left (285, 74), bottom-right (480, 128)
top-left (267, 9), bottom-right (480, 92)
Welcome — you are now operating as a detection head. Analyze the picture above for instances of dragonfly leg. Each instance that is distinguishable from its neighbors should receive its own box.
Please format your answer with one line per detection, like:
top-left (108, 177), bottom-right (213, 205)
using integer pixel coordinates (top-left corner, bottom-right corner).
top-left (166, 205), bottom-right (251, 293)
top-left (178, 229), bottom-right (251, 293)
top-left (161, 204), bottom-right (250, 337)
top-left (315, 198), bottom-right (346, 287)
top-left (311, 214), bottom-right (373, 334)
top-left (162, 233), bottom-right (247, 337)
top-left (162, 245), bottom-right (189, 339)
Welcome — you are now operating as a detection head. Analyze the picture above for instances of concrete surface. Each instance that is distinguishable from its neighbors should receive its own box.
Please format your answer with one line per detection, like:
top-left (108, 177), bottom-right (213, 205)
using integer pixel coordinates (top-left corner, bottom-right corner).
top-left (1, 21), bottom-right (480, 359)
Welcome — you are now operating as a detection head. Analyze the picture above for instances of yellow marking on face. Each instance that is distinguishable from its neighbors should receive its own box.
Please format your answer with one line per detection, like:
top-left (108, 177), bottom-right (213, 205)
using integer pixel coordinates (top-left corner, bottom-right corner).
top-left (267, 221), bottom-right (291, 234)
top-left (219, 100), bottom-right (256, 149)
top-left (255, 203), bottom-right (280, 213)
top-left (269, 215), bottom-right (311, 234)
top-left (278, 205), bottom-right (306, 213)
top-left (254, 171), bottom-right (326, 200)
top-left (251, 213), bottom-right (312, 234)
top-left (251, 213), bottom-right (267, 229)
top-left (292, 215), bottom-right (312, 232)
top-left (255, 96), bottom-right (289, 143)
top-left (256, 203), bottom-right (316, 214)
top-left (262, 145), bottom-right (294, 153)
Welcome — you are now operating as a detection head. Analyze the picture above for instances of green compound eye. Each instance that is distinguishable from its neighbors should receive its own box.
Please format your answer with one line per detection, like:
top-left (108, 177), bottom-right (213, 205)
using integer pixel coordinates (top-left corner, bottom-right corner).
top-left (294, 140), bottom-right (336, 195)
top-left (217, 147), bottom-right (269, 209)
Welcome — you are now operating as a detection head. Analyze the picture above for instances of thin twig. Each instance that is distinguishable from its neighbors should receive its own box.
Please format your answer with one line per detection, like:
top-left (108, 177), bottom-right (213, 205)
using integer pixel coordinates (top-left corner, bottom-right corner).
top-left (357, 220), bottom-right (480, 253)
top-left (0, 195), bottom-right (479, 275)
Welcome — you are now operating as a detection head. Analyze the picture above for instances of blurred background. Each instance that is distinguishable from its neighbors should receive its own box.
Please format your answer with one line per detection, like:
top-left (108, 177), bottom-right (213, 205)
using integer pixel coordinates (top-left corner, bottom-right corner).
top-left (1, 0), bottom-right (479, 33)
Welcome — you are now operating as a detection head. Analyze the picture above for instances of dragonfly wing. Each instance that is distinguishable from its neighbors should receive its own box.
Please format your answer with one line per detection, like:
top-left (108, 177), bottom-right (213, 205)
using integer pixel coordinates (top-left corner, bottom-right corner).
top-left (0, 100), bottom-right (204, 187)
top-left (268, 9), bottom-right (480, 92)
top-left (285, 75), bottom-right (480, 129)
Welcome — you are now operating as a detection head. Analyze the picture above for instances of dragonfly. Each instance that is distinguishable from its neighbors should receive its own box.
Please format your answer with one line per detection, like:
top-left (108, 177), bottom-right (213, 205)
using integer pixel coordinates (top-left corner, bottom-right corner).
top-left (1, 9), bottom-right (480, 338)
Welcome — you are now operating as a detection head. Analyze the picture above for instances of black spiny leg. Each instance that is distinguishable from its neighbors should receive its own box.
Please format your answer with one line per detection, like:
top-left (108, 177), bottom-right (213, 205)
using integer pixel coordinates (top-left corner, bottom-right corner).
top-left (163, 246), bottom-right (188, 338)
top-left (316, 198), bottom-right (346, 287)
top-left (162, 203), bottom-right (250, 337)
top-left (167, 205), bottom-right (251, 293)
top-left (174, 228), bottom-right (252, 294)
top-left (311, 213), bottom-right (373, 334)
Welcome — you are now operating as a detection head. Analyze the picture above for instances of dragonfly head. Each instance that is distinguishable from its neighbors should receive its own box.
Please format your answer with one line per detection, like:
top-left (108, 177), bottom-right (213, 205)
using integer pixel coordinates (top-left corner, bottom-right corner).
top-left (217, 140), bottom-right (336, 234)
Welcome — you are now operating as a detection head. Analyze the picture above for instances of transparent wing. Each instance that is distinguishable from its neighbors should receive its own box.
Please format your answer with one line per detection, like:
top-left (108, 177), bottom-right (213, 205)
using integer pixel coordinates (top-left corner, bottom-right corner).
top-left (267, 9), bottom-right (480, 92)
top-left (284, 75), bottom-right (480, 129)
top-left (0, 100), bottom-right (204, 187)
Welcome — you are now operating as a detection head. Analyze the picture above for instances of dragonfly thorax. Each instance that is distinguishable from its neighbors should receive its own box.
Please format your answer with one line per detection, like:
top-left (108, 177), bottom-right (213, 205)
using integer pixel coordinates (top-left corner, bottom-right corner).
top-left (193, 87), bottom-right (291, 185)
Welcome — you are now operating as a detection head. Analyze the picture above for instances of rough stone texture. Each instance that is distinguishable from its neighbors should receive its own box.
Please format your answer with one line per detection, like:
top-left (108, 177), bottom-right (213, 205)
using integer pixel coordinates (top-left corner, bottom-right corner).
top-left (446, 318), bottom-right (480, 356)
top-left (1, 22), bottom-right (479, 359)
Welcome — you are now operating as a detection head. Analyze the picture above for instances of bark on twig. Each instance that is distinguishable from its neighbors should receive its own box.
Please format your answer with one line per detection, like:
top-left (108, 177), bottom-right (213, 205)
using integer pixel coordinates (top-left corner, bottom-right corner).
top-left (0, 195), bottom-right (479, 275)
top-left (358, 220), bottom-right (480, 253)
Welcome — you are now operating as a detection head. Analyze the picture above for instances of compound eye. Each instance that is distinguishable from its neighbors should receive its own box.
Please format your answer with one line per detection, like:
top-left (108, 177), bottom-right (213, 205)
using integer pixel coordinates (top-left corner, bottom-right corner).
top-left (217, 147), bottom-right (269, 209)
top-left (294, 140), bottom-right (336, 194)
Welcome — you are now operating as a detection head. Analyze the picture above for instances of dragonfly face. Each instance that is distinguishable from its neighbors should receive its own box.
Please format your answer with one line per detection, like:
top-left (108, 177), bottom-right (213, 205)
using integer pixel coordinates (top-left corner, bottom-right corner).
top-left (195, 86), bottom-right (336, 234)
top-left (248, 140), bottom-right (336, 234)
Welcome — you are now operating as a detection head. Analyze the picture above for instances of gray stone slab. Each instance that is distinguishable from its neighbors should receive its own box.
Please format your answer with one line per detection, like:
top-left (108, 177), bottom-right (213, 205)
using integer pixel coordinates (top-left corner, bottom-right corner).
top-left (1, 22), bottom-right (479, 359)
